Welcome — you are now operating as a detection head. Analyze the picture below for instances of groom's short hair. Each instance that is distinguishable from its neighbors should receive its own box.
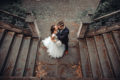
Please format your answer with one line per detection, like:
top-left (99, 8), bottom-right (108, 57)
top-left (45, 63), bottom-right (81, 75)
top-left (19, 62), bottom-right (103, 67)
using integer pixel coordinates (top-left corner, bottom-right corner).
top-left (57, 21), bottom-right (64, 27)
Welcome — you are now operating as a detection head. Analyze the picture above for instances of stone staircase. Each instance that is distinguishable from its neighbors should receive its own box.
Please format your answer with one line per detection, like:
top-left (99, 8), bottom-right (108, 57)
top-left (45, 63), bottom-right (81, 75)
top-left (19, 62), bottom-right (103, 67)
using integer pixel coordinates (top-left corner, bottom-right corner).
top-left (0, 10), bottom-right (120, 80)
top-left (77, 22), bottom-right (120, 79)
top-left (0, 22), bottom-right (40, 77)
top-left (0, 21), bottom-right (120, 80)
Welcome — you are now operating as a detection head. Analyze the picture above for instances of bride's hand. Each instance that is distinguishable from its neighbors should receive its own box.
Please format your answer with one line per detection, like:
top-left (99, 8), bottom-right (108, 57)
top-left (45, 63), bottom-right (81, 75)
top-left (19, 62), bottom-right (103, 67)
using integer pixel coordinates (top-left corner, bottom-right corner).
top-left (52, 39), bottom-right (56, 42)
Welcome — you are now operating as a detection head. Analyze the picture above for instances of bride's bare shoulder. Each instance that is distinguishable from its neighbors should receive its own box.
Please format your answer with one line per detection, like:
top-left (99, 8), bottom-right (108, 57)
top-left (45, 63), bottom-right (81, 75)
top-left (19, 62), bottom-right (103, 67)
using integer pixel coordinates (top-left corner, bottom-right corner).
top-left (52, 34), bottom-right (56, 37)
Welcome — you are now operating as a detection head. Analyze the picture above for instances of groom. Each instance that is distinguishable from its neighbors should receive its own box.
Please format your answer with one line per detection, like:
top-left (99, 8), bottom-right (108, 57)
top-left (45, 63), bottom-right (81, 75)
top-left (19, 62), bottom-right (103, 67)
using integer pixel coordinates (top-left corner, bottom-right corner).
top-left (57, 21), bottom-right (69, 55)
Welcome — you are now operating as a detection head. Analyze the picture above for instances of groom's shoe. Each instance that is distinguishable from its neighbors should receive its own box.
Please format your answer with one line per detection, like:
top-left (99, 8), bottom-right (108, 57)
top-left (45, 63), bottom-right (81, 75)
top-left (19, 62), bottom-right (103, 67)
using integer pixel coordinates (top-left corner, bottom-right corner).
top-left (65, 50), bottom-right (68, 55)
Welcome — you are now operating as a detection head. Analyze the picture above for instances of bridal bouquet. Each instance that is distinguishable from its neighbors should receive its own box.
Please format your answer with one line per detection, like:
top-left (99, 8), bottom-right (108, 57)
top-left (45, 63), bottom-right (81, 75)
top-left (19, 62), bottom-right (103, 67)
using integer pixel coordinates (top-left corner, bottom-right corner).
top-left (56, 40), bottom-right (62, 46)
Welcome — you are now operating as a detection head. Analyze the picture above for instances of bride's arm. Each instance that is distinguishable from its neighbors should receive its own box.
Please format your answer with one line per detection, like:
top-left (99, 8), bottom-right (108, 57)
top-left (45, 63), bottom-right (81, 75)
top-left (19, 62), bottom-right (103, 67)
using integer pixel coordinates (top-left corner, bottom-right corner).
top-left (51, 36), bottom-right (56, 42)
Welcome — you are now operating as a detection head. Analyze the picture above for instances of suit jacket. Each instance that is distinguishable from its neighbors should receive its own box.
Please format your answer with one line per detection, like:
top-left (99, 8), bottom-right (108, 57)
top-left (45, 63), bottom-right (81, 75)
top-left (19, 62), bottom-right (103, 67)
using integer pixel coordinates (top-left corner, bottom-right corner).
top-left (57, 27), bottom-right (69, 44)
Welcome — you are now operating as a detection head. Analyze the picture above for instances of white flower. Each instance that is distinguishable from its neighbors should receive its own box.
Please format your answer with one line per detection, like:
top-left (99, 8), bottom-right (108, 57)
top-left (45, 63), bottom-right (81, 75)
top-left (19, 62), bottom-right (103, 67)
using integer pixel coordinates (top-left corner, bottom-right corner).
top-left (56, 40), bottom-right (62, 46)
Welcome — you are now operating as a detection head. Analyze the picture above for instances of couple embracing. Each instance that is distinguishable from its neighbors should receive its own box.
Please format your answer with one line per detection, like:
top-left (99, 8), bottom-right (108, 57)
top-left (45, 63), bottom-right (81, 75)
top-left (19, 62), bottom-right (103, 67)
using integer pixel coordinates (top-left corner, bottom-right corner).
top-left (42, 21), bottom-right (69, 58)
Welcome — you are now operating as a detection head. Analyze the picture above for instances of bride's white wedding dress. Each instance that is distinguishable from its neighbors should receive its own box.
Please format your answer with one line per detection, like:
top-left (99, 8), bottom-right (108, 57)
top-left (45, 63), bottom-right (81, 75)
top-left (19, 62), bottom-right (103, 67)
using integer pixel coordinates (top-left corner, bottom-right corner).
top-left (42, 33), bottom-right (65, 58)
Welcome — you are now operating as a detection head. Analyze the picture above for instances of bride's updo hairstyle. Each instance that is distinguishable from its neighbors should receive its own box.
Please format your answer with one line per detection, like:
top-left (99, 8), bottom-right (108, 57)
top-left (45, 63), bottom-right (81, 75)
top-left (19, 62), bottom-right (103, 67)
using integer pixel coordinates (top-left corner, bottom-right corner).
top-left (50, 25), bottom-right (55, 34)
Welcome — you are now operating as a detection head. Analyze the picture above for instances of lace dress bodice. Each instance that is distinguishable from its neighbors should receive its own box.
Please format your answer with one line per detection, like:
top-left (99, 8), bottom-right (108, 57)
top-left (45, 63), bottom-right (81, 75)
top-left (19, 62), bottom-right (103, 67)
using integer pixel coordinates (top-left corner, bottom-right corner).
top-left (51, 34), bottom-right (58, 41)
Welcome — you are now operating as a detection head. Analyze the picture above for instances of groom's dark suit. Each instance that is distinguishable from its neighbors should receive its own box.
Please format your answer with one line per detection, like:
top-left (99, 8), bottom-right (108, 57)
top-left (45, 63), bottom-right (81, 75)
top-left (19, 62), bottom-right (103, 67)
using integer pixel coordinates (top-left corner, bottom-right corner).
top-left (57, 27), bottom-right (69, 51)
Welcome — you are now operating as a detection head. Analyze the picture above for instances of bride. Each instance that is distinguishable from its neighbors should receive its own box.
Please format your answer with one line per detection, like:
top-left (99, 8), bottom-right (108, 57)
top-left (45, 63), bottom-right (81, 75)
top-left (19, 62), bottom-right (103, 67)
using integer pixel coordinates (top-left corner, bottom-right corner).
top-left (42, 25), bottom-right (65, 58)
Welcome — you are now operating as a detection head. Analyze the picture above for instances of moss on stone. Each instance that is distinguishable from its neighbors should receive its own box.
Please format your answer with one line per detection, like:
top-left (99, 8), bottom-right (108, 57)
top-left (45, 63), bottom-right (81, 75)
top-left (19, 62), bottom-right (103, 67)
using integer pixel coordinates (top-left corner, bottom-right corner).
top-left (0, 0), bottom-right (28, 28)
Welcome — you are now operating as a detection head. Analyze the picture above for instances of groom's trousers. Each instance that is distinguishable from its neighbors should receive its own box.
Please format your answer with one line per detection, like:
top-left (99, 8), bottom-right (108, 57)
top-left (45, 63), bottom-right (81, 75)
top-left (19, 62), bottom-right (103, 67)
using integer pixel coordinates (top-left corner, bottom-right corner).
top-left (64, 42), bottom-right (68, 51)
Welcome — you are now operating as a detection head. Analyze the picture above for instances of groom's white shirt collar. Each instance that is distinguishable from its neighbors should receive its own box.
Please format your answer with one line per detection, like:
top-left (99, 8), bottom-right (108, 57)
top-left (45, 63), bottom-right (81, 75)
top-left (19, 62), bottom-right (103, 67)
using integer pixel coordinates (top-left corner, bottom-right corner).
top-left (63, 26), bottom-right (65, 30)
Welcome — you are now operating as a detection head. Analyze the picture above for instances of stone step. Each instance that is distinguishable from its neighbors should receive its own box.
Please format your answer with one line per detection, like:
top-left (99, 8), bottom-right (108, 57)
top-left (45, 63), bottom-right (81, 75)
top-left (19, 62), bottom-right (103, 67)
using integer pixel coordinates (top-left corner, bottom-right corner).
top-left (112, 31), bottom-right (120, 56)
top-left (79, 39), bottom-right (92, 78)
top-left (0, 31), bottom-right (15, 73)
top-left (103, 33), bottom-right (120, 77)
top-left (0, 77), bottom-right (118, 80)
top-left (24, 38), bottom-right (39, 76)
top-left (86, 37), bottom-right (102, 78)
top-left (0, 77), bottom-right (40, 80)
top-left (2, 34), bottom-right (23, 76)
top-left (0, 28), bottom-right (5, 43)
top-left (94, 35), bottom-right (114, 78)
top-left (13, 37), bottom-right (31, 76)
top-left (37, 77), bottom-right (118, 80)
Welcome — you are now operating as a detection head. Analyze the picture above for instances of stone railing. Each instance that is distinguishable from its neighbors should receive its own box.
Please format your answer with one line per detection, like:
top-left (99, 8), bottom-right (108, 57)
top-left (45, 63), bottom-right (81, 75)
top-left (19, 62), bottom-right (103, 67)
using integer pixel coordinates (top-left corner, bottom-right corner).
top-left (0, 10), bottom-right (40, 39)
top-left (77, 10), bottom-right (120, 39)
